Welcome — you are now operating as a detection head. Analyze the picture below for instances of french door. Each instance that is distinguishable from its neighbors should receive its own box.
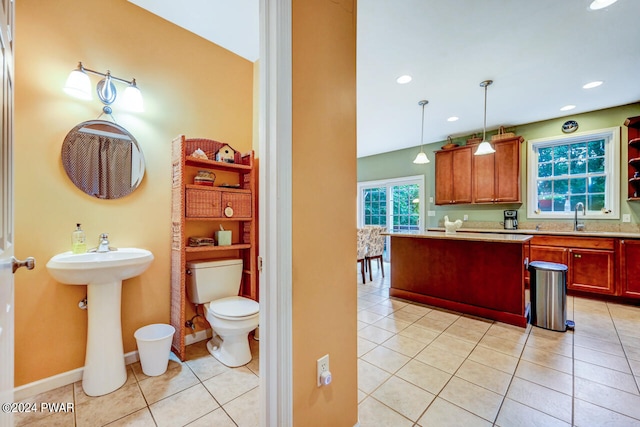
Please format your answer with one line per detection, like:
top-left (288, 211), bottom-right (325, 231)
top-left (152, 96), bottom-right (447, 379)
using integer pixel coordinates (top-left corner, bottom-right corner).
top-left (357, 175), bottom-right (424, 260)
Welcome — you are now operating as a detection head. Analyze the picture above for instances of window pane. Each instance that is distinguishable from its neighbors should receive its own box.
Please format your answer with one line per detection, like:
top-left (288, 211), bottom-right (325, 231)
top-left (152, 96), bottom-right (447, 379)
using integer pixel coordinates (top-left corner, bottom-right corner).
top-left (537, 180), bottom-right (552, 194)
top-left (589, 194), bottom-right (605, 211)
top-left (570, 178), bottom-right (586, 194)
top-left (570, 159), bottom-right (586, 174)
top-left (554, 161), bottom-right (568, 176)
top-left (570, 143), bottom-right (587, 160)
top-left (553, 145), bottom-right (568, 161)
top-left (554, 179), bottom-right (568, 194)
top-left (588, 157), bottom-right (605, 173)
top-left (539, 163), bottom-right (552, 177)
top-left (539, 147), bottom-right (553, 162)
top-left (588, 176), bottom-right (606, 193)
top-left (588, 139), bottom-right (605, 157)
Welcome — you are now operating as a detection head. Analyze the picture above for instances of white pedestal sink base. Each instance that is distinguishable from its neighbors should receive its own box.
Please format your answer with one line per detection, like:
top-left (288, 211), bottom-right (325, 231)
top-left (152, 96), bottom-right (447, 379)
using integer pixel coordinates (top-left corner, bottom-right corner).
top-left (82, 280), bottom-right (127, 396)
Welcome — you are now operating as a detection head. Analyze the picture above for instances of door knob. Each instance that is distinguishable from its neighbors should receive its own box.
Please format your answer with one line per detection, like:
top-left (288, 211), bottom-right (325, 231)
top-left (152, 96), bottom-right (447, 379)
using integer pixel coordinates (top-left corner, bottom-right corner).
top-left (12, 256), bottom-right (35, 274)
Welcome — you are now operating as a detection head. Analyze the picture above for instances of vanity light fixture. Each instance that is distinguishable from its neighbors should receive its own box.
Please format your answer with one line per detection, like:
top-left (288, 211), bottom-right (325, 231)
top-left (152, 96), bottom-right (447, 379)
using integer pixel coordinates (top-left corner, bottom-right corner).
top-left (474, 80), bottom-right (496, 156)
top-left (64, 62), bottom-right (144, 113)
top-left (413, 100), bottom-right (430, 164)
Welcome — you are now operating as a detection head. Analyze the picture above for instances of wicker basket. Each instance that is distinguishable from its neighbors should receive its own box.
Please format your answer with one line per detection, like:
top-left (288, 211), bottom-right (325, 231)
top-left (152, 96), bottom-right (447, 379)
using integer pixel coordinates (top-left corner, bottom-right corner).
top-left (466, 133), bottom-right (482, 145)
top-left (491, 126), bottom-right (515, 141)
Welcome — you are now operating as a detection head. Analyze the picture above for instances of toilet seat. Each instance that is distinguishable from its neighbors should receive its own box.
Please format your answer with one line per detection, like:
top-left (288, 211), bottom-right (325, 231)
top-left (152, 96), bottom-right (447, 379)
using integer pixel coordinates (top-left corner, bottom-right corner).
top-left (208, 296), bottom-right (259, 320)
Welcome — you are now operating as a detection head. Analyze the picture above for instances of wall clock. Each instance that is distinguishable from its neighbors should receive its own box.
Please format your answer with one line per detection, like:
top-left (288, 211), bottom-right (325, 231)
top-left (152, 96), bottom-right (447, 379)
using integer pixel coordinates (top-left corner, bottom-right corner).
top-left (562, 120), bottom-right (578, 133)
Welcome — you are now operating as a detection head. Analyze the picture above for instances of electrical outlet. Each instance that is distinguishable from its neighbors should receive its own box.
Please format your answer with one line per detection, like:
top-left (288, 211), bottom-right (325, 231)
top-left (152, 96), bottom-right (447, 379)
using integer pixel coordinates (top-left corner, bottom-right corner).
top-left (623, 214), bottom-right (631, 223)
top-left (463, 214), bottom-right (468, 221)
top-left (428, 210), bottom-right (436, 217)
top-left (429, 197), bottom-right (434, 203)
top-left (317, 354), bottom-right (329, 387)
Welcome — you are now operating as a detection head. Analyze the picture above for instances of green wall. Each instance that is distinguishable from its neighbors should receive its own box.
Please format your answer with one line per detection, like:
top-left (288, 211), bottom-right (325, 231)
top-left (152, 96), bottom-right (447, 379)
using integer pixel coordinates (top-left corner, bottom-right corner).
top-left (357, 103), bottom-right (640, 229)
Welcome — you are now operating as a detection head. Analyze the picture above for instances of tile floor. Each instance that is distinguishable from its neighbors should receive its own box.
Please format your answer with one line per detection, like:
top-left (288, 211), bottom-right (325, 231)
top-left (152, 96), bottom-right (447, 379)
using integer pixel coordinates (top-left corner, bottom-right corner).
top-left (15, 262), bottom-right (640, 426)
top-left (357, 262), bottom-right (640, 426)
top-left (14, 336), bottom-right (259, 426)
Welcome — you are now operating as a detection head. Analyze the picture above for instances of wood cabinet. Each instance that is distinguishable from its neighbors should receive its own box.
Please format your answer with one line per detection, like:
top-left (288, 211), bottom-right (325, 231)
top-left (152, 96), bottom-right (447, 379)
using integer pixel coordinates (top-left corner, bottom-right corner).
top-left (472, 137), bottom-right (522, 203)
top-left (170, 135), bottom-right (257, 361)
top-left (619, 239), bottom-right (640, 298)
top-left (435, 146), bottom-right (472, 205)
top-left (529, 235), bottom-right (615, 296)
top-left (625, 116), bottom-right (640, 201)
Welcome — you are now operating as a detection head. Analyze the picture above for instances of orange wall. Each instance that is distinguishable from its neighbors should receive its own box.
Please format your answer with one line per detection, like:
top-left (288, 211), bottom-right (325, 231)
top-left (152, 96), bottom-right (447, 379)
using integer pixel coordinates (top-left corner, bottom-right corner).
top-left (291, 1), bottom-right (358, 425)
top-left (14, 0), bottom-right (253, 385)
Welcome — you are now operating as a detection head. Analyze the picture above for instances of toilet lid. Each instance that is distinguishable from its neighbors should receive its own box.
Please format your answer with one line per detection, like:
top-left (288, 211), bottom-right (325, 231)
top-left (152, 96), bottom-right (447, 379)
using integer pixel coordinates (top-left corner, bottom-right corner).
top-left (209, 296), bottom-right (259, 318)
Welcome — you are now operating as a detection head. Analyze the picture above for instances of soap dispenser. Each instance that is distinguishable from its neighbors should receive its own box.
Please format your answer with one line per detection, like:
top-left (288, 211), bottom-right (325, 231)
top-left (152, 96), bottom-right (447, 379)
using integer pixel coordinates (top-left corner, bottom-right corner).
top-left (72, 223), bottom-right (87, 254)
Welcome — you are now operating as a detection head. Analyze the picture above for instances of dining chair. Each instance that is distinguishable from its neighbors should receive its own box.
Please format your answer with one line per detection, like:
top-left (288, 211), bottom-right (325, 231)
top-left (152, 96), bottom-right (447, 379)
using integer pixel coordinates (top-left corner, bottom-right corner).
top-left (357, 227), bottom-right (370, 284)
top-left (366, 226), bottom-right (386, 280)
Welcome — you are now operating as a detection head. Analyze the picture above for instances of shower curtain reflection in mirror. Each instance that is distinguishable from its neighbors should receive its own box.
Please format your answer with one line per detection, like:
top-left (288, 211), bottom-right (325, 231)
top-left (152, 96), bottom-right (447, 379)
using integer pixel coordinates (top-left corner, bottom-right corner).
top-left (61, 121), bottom-right (145, 199)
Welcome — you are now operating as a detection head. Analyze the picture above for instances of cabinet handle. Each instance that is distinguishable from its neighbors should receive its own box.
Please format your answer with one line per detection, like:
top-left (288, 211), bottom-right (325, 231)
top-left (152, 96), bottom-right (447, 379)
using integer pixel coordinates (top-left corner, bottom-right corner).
top-left (574, 254), bottom-right (581, 258)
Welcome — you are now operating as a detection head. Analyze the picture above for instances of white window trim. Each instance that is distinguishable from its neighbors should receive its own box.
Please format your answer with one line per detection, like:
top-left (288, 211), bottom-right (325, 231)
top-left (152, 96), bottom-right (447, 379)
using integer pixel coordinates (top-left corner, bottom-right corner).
top-left (357, 175), bottom-right (425, 229)
top-left (526, 126), bottom-right (620, 220)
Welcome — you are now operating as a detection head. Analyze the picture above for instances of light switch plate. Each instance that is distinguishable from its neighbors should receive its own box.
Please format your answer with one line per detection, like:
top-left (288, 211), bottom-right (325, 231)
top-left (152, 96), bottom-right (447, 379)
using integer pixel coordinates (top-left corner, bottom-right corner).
top-left (428, 210), bottom-right (436, 217)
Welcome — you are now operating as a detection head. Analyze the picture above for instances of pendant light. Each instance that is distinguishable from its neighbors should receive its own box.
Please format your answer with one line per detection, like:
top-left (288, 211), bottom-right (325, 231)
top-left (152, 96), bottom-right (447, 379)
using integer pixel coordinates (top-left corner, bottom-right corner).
top-left (413, 100), bottom-right (430, 164)
top-left (474, 80), bottom-right (496, 156)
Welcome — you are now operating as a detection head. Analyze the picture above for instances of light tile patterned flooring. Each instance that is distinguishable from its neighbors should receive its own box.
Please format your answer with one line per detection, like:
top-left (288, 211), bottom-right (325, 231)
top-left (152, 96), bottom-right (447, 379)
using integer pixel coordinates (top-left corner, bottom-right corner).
top-left (16, 262), bottom-right (640, 426)
top-left (15, 336), bottom-right (259, 426)
top-left (357, 262), bottom-right (640, 426)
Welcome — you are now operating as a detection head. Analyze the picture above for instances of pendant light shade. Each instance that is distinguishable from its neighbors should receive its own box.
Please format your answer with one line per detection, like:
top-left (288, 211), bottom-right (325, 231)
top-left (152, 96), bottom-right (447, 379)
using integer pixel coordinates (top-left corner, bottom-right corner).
top-left (413, 100), bottom-right (430, 164)
top-left (474, 80), bottom-right (496, 156)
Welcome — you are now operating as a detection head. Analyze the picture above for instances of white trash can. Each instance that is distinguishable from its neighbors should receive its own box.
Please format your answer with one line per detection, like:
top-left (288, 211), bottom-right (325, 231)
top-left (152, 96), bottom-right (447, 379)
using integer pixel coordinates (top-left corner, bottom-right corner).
top-left (134, 324), bottom-right (176, 376)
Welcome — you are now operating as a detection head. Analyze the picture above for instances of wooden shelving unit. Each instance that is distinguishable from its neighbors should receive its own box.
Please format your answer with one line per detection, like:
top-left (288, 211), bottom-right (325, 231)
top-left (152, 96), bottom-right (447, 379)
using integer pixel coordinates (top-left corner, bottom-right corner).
top-left (170, 135), bottom-right (257, 361)
top-left (625, 116), bottom-right (640, 201)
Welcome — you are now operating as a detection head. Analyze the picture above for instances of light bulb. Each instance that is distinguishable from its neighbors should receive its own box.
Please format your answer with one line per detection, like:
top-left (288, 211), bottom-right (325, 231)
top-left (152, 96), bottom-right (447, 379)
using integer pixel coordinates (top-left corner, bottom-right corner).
top-left (63, 69), bottom-right (92, 100)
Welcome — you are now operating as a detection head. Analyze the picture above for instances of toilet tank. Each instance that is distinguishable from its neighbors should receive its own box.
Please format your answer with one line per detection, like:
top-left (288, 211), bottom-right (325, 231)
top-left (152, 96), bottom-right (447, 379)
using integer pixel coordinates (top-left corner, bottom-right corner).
top-left (186, 258), bottom-right (243, 304)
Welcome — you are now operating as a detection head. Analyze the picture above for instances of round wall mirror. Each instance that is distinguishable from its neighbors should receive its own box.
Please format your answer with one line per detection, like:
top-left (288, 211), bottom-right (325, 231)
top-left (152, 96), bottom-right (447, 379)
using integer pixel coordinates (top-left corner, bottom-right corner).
top-left (61, 120), bottom-right (145, 199)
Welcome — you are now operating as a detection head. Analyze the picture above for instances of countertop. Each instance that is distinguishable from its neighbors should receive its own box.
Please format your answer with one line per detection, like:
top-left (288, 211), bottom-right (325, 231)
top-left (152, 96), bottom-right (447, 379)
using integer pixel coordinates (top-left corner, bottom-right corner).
top-left (427, 227), bottom-right (640, 239)
top-left (386, 230), bottom-right (532, 244)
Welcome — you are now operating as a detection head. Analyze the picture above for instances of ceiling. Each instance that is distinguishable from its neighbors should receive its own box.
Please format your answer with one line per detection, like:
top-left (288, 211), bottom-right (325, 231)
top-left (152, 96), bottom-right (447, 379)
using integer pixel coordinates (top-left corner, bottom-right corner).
top-left (128, 0), bottom-right (640, 158)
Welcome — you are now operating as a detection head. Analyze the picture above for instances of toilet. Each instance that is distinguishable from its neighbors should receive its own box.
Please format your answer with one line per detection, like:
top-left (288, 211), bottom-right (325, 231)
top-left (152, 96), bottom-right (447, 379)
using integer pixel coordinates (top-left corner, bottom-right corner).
top-left (186, 258), bottom-right (259, 367)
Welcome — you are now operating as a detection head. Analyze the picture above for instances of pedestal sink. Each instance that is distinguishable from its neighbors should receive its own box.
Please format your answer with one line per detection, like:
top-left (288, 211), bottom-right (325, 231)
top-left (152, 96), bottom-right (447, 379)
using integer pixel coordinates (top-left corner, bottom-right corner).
top-left (46, 248), bottom-right (154, 396)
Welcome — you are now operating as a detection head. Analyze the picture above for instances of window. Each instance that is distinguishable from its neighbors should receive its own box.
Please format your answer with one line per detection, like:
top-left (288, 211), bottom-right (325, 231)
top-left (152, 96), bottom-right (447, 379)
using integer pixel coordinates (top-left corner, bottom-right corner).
top-left (527, 127), bottom-right (620, 219)
top-left (358, 176), bottom-right (424, 231)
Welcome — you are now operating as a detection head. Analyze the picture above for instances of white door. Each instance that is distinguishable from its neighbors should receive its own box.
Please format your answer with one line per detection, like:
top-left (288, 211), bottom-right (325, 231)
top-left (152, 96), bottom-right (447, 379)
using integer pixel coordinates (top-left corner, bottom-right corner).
top-left (0, 1), bottom-right (16, 426)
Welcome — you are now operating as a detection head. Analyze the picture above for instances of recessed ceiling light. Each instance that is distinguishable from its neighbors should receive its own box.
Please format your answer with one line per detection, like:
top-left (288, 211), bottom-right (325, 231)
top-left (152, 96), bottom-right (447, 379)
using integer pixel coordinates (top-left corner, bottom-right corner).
top-left (447, 116), bottom-right (459, 122)
top-left (560, 105), bottom-right (576, 111)
top-left (583, 81), bottom-right (603, 89)
top-left (396, 75), bottom-right (412, 84)
top-left (589, 0), bottom-right (618, 10)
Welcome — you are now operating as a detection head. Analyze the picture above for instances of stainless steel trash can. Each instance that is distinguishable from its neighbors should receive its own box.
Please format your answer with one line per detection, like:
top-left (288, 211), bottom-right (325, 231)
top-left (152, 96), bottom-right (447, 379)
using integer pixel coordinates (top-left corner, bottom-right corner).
top-left (528, 261), bottom-right (574, 332)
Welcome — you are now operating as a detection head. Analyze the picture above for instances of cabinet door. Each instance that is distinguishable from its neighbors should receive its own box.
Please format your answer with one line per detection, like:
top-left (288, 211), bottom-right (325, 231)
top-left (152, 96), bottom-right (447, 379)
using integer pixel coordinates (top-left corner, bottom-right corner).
top-left (186, 188), bottom-right (222, 217)
top-left (435, 151), bottom-right (453, 205)
top-left (619, 240), bottom-right (640, 298)
top-left (568, 248), bottom-right (615, 295)
top-left (472, 150), bottom-right (495, 203)
top-left (494, 139), bottom-right (520, 202)
top-left (435, 147), bottom-right (472, 205)
top-left (452, 147), bottom-right (472, 204)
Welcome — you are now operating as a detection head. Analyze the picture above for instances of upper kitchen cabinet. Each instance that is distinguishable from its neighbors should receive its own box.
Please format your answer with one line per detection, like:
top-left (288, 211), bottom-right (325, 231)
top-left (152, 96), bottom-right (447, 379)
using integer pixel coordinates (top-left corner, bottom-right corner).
top-left (472, 136), bottom-right (523, 204)
top-left (435, 146), bottom-right (472, 205)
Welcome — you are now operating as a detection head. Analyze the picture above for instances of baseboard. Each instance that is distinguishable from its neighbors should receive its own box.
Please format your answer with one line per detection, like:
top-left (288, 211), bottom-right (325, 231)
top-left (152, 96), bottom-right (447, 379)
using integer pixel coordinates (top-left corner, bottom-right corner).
top-left (184, 328), bottom-right (212, 346)
top-left (13, 350), bottom-right (140, 401)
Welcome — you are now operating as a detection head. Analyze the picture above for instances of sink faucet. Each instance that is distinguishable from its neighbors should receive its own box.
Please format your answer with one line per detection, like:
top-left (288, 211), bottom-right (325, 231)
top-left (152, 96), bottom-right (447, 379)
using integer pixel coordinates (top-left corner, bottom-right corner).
top-left (574, 202), bottom-right (585, 231)
top-left (90, 233), bottom-right (116, 253)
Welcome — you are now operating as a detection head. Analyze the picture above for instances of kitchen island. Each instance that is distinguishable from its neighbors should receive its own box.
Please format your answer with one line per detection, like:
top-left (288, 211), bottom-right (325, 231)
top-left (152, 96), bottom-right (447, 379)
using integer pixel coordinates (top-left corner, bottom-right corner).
top-left (387, 231), bottom-right (532, 327)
